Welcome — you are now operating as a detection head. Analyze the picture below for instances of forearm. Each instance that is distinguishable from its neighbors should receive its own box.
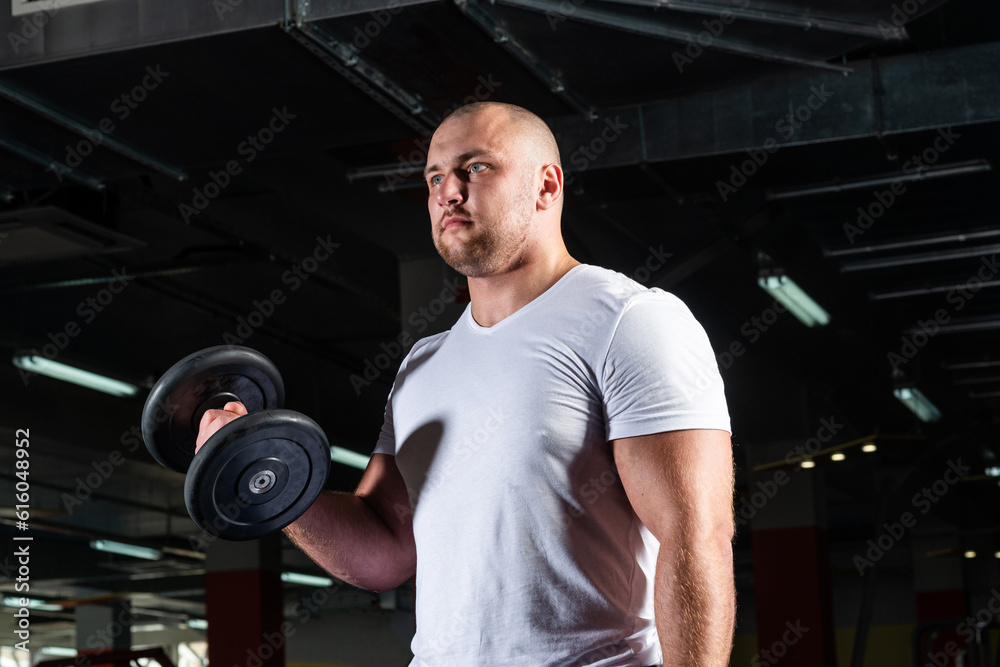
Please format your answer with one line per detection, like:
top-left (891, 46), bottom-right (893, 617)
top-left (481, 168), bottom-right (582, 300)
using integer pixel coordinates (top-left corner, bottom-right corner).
top-left (654, 534), bottom-right (735, 666)
top-left (283, 489), bottom-right (415, 592)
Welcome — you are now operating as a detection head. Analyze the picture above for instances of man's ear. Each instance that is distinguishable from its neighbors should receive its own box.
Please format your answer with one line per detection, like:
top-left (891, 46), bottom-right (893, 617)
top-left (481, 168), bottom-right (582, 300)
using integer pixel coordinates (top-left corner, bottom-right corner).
top-left (537, 163), bottom-right (563, 211)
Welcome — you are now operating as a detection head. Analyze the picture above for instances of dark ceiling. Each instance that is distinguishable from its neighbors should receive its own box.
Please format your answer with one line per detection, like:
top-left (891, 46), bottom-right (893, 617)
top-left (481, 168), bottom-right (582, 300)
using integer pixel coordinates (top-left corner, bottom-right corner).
top-left (1, 0), bottom-right (999, 651)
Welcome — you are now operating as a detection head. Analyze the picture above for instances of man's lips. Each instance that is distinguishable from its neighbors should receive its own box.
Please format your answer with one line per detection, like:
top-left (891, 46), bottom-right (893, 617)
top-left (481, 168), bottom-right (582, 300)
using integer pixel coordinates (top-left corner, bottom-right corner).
top-left (443, 216), bottom-right (471, 230)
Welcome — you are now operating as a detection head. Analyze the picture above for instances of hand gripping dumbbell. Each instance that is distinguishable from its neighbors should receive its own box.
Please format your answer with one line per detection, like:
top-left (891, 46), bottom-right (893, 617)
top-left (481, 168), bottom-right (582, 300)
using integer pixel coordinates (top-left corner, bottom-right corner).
top-left (141, 346), bottom-right (329, 541)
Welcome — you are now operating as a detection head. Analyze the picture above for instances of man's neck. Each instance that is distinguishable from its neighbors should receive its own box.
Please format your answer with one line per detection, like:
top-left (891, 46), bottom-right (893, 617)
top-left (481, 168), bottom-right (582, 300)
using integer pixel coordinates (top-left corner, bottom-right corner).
top-left (467, 252), bottom-right (580, 328)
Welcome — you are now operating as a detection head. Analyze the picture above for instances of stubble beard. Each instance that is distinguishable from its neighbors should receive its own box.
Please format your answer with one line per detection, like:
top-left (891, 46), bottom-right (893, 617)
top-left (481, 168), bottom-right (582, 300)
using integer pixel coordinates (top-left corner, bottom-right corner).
top-left (434, 181), bottom-right (535, 278)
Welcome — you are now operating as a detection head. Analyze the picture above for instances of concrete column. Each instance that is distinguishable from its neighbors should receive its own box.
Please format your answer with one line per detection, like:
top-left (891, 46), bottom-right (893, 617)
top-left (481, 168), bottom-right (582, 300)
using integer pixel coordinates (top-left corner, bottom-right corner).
top-left (205, 535), bottom-right (284, 667)
top-left (745, 440), bottom-right (837, 667)
top-left (75, 600), bottom-right (132, 653)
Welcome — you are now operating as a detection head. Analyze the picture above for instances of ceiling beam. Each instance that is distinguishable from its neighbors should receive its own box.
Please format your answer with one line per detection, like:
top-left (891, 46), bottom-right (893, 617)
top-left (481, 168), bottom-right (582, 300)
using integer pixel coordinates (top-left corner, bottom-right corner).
top-left (498, 0), bottom-right (853, 73)
top-left (593, 0), bottom-right (909, 40)
top-left (0, 0), bottom-right (441, 71)
top-left (549, 41), bottom-right (1000, 171)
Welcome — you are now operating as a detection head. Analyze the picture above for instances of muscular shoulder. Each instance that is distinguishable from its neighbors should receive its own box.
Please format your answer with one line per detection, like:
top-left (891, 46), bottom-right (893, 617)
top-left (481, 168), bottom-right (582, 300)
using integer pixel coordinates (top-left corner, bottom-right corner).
top-left (568, 264), bottom-right (690, 326)
top-left (402, 328), bottom-right (451, 368)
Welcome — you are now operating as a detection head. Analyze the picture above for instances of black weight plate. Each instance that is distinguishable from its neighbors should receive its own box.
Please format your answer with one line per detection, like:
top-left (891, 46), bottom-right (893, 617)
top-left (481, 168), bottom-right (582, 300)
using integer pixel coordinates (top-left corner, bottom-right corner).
top-left (184, 410), bottom-right (330, 541)
top-left (141, 346), bottom-right (284, 473)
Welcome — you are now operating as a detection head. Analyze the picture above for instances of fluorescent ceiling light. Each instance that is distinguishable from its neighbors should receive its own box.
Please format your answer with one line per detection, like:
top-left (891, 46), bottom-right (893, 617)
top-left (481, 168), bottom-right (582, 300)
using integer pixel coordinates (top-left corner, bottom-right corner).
top-left (768, 159), bottom-right (992, 201)
top-left (13, 355), bottom-right (138, 397)
top-left (90, 540), bottom-right (162, 561)
top-left (830, 452), bottom-right (845, 462)
top-left (40, 648), bottom-right (77, 657)
top-left (136, 623), bottom-right (167, 632)
top-left (757, 274), bottom-right (830, 327)
top-left (893, 387), bottom-right (942, 423)
top-left (826, 226), bottom-right (1000, 259)
top-left (187, 619), bottom-right (208, 630)
top-left (331, 446), bottom-right (370, 471)
top-left (800, 459), bottom-right (816, 469)
top-left (985, 466), bottom-right (1000, 478)
top-left (862, 443), bottom-right (877, 453)
top-left (280, 572), bottom-right (333, 587)
top-left (3, 597), bottom-right (62, 612)
top-left (964, 551), bottom-right (976, 559)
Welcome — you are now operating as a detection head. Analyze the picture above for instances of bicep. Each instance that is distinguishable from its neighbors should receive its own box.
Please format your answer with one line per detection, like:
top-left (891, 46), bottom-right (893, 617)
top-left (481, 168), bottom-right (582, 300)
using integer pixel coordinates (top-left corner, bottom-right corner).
top-left (611, 429), bottom-right (734, 542)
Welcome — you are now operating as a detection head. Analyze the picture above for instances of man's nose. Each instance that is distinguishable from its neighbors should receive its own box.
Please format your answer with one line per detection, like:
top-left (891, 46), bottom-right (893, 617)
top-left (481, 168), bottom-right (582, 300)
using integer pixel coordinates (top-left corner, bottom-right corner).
top-left (436, 173), bottom-right (465, 207)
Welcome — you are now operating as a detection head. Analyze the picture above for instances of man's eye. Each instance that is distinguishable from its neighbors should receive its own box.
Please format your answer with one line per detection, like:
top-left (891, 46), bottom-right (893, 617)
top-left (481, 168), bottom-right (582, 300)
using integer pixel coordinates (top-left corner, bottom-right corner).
top-left (469, 162), bottom-right (487, 174)
top-left (430, 175), bottom-right (443, 186)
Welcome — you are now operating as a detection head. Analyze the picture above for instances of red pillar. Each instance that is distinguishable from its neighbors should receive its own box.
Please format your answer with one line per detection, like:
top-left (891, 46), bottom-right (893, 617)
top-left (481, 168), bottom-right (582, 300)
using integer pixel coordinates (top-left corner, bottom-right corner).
top-left (913, 531), bottom-right (967, 666)
top-left (205, 535), bottom-right (285, 667)
top-left (748, 465), bottom-right (837, 666)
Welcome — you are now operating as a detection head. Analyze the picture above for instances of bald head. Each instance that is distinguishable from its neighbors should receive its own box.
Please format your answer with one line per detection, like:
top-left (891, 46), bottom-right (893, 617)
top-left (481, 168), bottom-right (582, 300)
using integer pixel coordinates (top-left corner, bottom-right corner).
top-left (439, 102), bottom-right (562, 170)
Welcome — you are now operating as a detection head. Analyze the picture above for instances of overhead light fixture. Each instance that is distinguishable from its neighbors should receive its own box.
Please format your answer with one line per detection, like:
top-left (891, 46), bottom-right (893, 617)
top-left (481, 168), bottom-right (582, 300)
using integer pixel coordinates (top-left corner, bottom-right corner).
top-left (346, 161), bottom-right (425, 181)
top-left (90, 540), bottom-right (162, 561)
top-left (3, 597), bottom-right (62, 612)
top-left (862, 442), bottom-right (877, 453)
top-left (840, 242), bottom-right (1000, 273)
top-left (767, 159), bottom-right (992, 200)
top-left (757, 273), bottom-right (830, 327)
top-left (136, 623), bottom-right (167, 632)
top-left (830, 452), bottom-right (845, 462)
top-left (964, 550), bottom-right (976, 559)
top-left (826, 226), bottom-right (1000, 259)
top-left (985, 467), bottom-right (1000, 477)
top-left (186, 619), bottom-right (208, 630)
top-left (40, 648), bottom-right (77, 657)
top-left (13, 355), bottom-right (138, 397)
top-left (330, 446), bottom-right (370, 471)
top-left (800, 458), bottom-right (816, 469)
top-left (893, 387), bottom-right (942, 423)
top-left (995, 552), bottom-right (1000, 559)
top-left (280, 572), bottom-right (333, 587)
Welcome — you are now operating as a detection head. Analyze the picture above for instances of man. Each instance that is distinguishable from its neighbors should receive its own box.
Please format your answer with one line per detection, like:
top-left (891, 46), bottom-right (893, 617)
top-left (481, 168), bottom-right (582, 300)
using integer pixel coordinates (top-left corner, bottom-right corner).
top-left (199, 102), bottom-right (735, 666)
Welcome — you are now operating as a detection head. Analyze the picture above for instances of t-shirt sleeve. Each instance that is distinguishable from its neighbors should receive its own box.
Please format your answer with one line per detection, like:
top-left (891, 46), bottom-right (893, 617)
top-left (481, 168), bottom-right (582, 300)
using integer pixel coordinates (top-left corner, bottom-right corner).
top-left (602, 290), bottom-right (731, 441)
top-left (372, 391), bottom-right (396, 456)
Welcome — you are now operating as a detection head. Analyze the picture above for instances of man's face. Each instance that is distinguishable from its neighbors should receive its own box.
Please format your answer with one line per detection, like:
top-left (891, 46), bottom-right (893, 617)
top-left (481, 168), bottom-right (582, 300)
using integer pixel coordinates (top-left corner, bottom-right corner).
top-left (424, 110), bottom-right (538, 278)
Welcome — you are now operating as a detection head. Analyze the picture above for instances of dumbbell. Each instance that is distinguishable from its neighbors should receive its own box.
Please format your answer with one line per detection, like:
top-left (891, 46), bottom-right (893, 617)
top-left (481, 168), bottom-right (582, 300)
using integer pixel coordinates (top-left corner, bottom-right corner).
top-left (141, 345), bottom-right (329, 541)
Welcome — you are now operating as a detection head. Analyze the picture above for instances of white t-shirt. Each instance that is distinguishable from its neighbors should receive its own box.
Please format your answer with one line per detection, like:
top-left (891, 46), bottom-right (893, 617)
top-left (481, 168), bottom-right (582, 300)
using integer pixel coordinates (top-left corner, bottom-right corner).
top-left (373, 264), bottom-right (731, 667)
